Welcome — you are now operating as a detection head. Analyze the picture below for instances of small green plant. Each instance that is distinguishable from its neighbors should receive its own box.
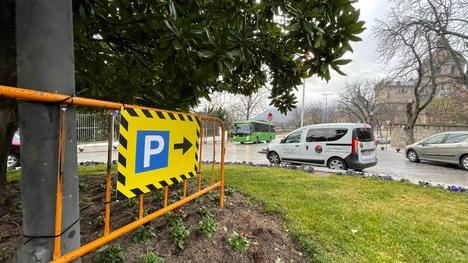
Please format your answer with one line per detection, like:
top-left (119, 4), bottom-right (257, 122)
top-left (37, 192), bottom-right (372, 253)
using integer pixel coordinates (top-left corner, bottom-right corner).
top-left (225, 186), bottom-right (236, 196)
top-left (79, 178), bottom-right (88, 191)
top-left (166, 213), bottom-right (190, 249)
top-left (96, 244), bottom-right (125, 263)
top-left (126, 198), bottom-right (137, 208)
top-left (133, 225), bottom-right (156, 244)
top-left (90, 214), bottom-right (104, 229)
top-left (198, 206), bottom-right (217, 237)
top-left (228, 231), bottom-right (250, 253)
top-left (153, 190), bottom-right (164, 202)
top-left (141, 251), bottom-right (165, 263)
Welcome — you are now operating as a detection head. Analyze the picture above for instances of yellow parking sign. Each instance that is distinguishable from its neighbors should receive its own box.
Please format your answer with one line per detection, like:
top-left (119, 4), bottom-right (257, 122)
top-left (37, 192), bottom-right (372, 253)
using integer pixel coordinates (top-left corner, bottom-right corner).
top-left (117, 108), bottom-right (200, 199)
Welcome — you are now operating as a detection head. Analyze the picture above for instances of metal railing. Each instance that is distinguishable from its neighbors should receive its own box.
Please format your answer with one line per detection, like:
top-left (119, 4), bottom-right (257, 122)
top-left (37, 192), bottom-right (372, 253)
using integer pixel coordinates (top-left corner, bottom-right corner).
top-left (0, 85), bottom-right (225, 262)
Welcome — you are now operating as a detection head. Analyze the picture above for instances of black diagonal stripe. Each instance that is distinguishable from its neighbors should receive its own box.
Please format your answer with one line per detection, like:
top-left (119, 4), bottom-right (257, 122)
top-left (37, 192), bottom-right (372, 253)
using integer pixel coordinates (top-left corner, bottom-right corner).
top-left (195, 153), bottom-right (198, 161)
top-left (119, 135), bottom-right (127, 149)
top-left (196, 142), bottom-right (199, 149)
top-left (195, 116), bottom-right (201, 127)
top-left (178, 114), bottom-right (185, 121)
top-left (181, 174), bottom-right (188, 180)
top-left (194, 164), bottom-right (198, 172)
top-left (188, 172), bottom-right (195, 178)
top-left (121, 115), bottom-right (129, 131)
top-left (187, 115), bottom-right (193, 121)
top-left (171, 178), bottom-right (179, 185)
top-left (167, 112), bottom-right (176, 120)
top-left (146, 184), bottom-right (157, 192)
top-left (142, 109), bottom-right (153, 118)
top-left (116, 190), bottom-right (127, 200)
top-left (196, 130), bottom-right (200, 138)
top-left (117, 172), bottom-right (126, 185)
top-left (118, 153), bottom-right (126, 167)
top-left (156, 111), bottom-right (166, 119)
top-left (160, 180), bottom-right (169, 187)
top-left (126, 108), bottom-right (138, 117)
top-left (131, 188), bottom-right (144, 196)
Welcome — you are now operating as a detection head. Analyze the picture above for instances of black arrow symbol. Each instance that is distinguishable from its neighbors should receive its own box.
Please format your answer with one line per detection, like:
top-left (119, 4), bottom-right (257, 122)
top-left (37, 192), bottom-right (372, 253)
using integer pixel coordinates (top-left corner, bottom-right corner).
top-left (173, 137), bottom-right (193, 155)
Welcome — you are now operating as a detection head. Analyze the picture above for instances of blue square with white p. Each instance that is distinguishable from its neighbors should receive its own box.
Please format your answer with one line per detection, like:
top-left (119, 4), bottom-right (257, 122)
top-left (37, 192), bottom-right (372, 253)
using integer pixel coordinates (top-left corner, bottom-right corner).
top-left (135, 130), bottom-right (170, 173)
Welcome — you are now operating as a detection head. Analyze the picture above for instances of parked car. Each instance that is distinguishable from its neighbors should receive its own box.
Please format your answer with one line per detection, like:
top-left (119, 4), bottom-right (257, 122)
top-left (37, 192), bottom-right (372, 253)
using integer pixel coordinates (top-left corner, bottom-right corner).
top-left (405, 131), bottom-right (468, 170)
top-left (8, 131), bottom-right (21, 168)
top-left (266, 123), bottom-right (377, 170)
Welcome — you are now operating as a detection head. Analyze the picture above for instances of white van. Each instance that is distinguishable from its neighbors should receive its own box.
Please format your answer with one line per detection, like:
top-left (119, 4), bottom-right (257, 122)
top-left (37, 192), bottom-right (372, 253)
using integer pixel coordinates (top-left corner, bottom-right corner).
top-left (266, 123), bottom-right (377, 170)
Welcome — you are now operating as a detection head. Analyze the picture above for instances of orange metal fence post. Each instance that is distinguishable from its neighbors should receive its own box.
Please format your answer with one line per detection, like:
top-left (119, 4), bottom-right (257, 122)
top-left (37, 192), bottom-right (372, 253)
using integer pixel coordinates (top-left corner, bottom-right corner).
top-left (198, 117), bottom-right (204, 191)
top-left (53, 106), bottom-right (67, 259)
top-left (164, 187), bottom-right (169, 208)
top-left (104, 111), bottom-right (114, 235)
top-left (220, 121), bottom-right (226, 209)
top-left (139, 194), bottom-right (144, 219)
top-left (183, 180), bottom-right (187, 199)
top-left (211, 121), bottom-right (216, 186)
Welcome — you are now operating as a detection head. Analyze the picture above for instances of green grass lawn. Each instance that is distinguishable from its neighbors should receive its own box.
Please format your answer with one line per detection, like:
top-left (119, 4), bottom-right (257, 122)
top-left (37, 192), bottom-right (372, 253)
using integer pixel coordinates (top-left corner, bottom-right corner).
top-left (7, 165), bottom-right (468, 262)
top-left (222, 165), bottom-right (468, 263)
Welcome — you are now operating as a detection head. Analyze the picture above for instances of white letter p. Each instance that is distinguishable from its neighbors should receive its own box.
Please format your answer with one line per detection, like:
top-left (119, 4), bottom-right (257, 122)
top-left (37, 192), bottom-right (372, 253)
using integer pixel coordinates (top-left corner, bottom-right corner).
top-left (144, 135), bottom-right (164, 168)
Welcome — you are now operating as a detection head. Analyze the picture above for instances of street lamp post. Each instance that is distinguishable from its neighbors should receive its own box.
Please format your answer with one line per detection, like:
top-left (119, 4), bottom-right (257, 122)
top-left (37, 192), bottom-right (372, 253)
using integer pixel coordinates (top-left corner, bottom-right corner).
top-left (321, 92), bottom-right (333, 123)
top-left (300, 79), bottom-right (306, 127)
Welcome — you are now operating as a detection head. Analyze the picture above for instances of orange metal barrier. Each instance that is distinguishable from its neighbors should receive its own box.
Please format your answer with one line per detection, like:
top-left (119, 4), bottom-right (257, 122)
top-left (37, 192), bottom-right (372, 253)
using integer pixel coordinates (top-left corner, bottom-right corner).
top-left (0, 85), bottom-right (225, 262)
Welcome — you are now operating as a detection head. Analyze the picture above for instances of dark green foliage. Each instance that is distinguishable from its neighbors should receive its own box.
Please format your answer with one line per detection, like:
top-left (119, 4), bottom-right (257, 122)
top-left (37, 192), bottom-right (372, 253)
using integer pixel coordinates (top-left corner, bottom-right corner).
top-left (166, 212), bottom-right (190, 249)
top-left (133, 225), bottom-right (156, 244)
top-left (96, 244), bottom-right (125, 263)
top-left (228, 231), bottom-right (250, 253)
top-left (198, 206), bottom-right (217, 237)
top-left (141, 251), bottom-right (165, 263)
top-left (73, 0), bottom-right (365, 113)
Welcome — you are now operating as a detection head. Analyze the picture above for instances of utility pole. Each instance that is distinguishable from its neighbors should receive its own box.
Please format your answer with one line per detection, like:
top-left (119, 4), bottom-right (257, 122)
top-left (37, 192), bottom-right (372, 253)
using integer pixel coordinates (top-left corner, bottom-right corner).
top-left (321, 92), bottom-right (333, 123)
top-left (15, 0), bottom-right (80, 262)
top-left (300, 79), bottom-right (306, 127)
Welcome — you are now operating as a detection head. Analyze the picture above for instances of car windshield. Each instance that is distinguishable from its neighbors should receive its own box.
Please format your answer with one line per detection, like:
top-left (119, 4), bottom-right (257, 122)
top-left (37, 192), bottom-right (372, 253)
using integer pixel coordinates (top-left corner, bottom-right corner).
top-left (234, 124), bottom-right (251, 135)
top-left (354, 128), bottom-right (373, 142)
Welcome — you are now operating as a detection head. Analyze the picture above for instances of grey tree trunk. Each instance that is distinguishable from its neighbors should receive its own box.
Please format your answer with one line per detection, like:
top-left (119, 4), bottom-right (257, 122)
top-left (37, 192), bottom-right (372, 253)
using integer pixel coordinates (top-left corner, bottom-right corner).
top-left (404, 126), bottom-right (415, 146)
top-left (15, 0), bottom-right (80, 262)
top-left (0, 0), bottom-right (18, 194)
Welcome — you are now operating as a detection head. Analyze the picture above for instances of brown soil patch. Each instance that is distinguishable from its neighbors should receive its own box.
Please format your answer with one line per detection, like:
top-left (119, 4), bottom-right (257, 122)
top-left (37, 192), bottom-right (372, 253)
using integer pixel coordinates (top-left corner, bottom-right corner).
top-left (0, 175), bottom-right (307, 262)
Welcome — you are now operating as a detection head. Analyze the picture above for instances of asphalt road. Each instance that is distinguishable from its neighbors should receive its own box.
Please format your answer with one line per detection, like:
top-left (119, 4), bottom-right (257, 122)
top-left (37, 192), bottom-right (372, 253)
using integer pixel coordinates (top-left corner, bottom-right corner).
top-left (77, 140), bottom-right (467, 187)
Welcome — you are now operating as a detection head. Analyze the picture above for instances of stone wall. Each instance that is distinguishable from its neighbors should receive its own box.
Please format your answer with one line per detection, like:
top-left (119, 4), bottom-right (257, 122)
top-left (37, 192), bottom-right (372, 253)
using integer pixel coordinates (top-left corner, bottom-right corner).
top-left (390, 123), bottom-right (468, 147)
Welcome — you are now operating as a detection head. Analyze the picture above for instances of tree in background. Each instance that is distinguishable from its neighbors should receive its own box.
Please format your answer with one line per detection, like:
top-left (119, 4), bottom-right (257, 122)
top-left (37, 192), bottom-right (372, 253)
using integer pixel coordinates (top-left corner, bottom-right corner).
top-left (230, 90), bottom-right (268, 121)
top-left (375, 1), bottom-right (458, 144)
top-left (73, 0), bottom-right (365, 112)
top-left (337, 80), bottom-right (386, 127)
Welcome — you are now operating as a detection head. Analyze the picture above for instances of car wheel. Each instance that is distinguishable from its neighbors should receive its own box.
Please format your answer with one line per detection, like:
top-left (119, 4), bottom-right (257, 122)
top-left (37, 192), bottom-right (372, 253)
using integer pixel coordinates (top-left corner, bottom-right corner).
top-left (267, 151), bottom-right (281, 164)
top-left (461, 155), bottom-right (468, 171)
top-left (327, 157), bottom-right (348, 170)
top-left (7, 153), bottom-right (19, 169)
top-left (407, 150), bottom-right (420, 163)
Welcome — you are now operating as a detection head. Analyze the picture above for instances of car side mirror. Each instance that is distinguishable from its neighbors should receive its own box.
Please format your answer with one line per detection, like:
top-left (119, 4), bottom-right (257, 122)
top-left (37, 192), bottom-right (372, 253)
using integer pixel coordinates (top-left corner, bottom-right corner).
top-left (420, 142), bottom-right (426, 146)
top-left (280, 138), bottom-right (286, 143)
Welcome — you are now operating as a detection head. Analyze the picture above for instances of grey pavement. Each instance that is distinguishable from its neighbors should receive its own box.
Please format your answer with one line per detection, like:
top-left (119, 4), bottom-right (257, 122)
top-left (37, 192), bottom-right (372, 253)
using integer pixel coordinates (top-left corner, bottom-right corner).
top-left (77, 140), bottom-right (467, 187)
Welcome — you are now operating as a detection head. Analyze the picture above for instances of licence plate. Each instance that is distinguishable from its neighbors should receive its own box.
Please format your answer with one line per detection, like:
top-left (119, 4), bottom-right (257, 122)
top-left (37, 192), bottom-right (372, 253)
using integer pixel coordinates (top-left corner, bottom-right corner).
top-left (362, 151), bottom-right (371, 155)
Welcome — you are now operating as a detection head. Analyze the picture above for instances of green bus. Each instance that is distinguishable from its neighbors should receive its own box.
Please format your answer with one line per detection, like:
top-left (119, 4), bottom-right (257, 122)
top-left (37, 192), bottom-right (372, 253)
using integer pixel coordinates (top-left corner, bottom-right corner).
top-left (232, 120), bottom-right (275, 144)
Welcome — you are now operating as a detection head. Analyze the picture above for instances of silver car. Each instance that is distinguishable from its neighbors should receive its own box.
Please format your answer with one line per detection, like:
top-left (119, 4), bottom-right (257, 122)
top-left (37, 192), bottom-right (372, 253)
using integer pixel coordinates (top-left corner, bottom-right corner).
top-left (405, 131), bottom-right (468, 170)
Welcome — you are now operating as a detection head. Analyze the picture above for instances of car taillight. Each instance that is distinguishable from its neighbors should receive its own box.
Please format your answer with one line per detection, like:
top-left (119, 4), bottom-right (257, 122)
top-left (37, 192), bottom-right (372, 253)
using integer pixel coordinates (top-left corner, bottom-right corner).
top-left (352, 138), bottom-right (359, 154)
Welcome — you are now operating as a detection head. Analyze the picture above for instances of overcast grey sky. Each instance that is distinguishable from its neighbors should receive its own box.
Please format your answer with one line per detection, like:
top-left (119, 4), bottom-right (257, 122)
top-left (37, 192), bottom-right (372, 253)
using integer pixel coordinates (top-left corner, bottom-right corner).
top-left (298, 0), bottom-right (390, 105)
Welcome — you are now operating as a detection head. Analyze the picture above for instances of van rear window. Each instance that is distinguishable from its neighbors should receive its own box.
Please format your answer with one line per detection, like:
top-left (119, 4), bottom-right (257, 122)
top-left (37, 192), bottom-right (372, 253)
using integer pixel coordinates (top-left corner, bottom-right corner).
top-left (354, 128), bottom-right (373, 142)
